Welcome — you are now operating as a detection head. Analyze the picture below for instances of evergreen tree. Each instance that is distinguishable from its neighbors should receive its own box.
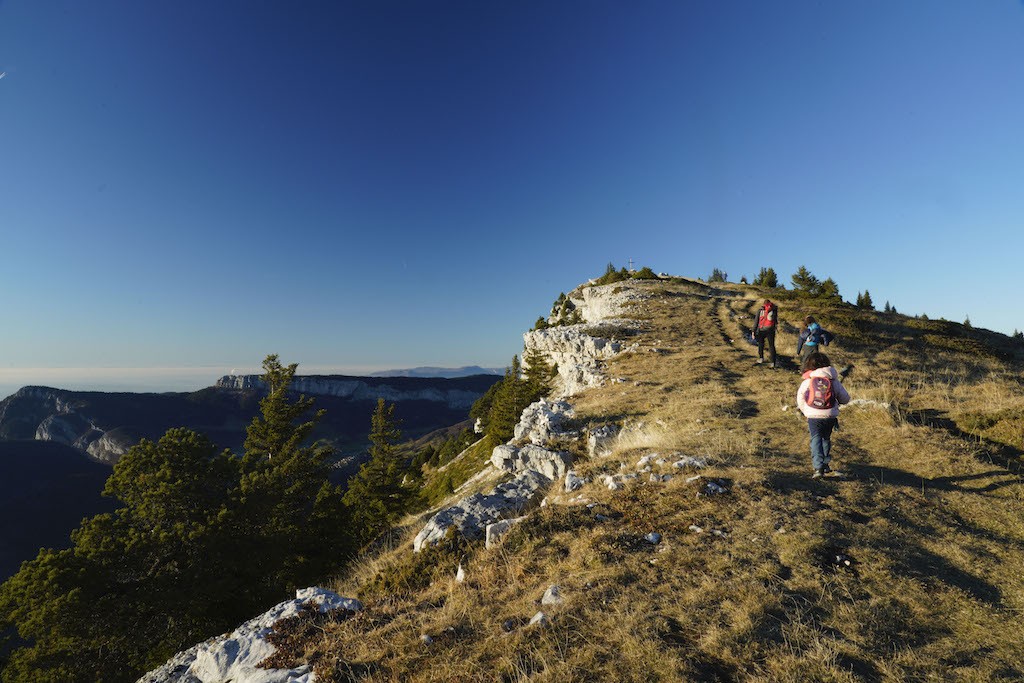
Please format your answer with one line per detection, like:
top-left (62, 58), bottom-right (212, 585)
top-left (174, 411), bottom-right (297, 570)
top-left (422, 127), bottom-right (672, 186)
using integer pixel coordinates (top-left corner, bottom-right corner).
top-left (791, 266), bottom-right (820, 294)
top-left (753, 267), bottom-right (779, 288)
top-left (819, 277), bottom-right (840, 302)
top-left (343, 399), bottom-right (409, 544)
top-left (485, 356), bottom-right (542, 443)
top-left (232, 355), bottom-right (349, 596)
top-left (884, 301), bottom-right (892, 313)
top-left (856, 290), bottom-right (875, 310)
top-left (707, 268), bottom-right (728, 283)
top-left (0, 430), bottom-right (242, 682)
top-left (0, 355), bottom-right (351, 683)
top-left (522, 347), bottom-right (556, 398)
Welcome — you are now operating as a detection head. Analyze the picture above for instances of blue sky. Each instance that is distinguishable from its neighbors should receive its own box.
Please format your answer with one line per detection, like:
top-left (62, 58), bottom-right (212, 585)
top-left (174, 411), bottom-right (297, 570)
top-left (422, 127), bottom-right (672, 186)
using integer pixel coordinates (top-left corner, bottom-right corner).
top-left (1, 1), bottom-right (1022, 394)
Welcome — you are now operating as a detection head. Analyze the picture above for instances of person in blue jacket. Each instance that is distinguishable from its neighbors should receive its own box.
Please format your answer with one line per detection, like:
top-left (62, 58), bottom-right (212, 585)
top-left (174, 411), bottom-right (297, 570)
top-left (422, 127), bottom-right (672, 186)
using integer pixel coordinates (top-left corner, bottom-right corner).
top-left (797, 315), bottom-right (833, 365)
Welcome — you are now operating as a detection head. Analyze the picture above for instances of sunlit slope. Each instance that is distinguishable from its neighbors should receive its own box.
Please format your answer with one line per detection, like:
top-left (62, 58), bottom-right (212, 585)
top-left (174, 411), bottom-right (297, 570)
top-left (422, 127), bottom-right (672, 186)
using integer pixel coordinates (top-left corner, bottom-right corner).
top-left (311, 279), bottom-right (1024, 681)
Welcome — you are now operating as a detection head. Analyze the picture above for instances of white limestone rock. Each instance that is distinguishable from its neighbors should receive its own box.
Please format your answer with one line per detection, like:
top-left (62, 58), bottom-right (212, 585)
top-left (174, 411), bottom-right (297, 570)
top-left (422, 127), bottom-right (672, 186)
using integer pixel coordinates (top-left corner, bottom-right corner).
top-left (414, 470), bottom-right (551, 552)
top-left (513, 399), bottom-right (576, 445)
top-left (491, 444), bottom-right (571, 481)
top-left (588, 424), bottom-right (619, 458)
top-left (541, 585), bottom-right (564, 606)
top-left (564, 470), bottom-right (586, 493)
top-left (485, 516), bottom-right (525, 549)
top-left (672, 456), bottom-right (707, 470)
top-left (137, 588), bottom-right (361, 683)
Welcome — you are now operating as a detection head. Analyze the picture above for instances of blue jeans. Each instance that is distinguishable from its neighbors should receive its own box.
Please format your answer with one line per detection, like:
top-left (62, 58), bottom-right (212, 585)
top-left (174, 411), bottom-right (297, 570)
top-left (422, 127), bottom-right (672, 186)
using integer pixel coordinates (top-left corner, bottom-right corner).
top-left (807, 417), bottom-right (838, 470)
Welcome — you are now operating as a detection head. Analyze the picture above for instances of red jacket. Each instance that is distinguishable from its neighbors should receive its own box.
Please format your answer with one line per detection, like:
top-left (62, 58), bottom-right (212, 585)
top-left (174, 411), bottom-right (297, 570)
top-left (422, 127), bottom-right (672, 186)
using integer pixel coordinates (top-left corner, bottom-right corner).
top-left (757, 303), bottom-right (777, 330)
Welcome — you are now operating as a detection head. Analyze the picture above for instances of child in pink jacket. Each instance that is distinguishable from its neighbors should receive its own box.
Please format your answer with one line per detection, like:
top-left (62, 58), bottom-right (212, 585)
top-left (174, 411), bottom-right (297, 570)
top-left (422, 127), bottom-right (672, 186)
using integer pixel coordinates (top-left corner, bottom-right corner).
top-left (797, 352), bottom-right (851, 478)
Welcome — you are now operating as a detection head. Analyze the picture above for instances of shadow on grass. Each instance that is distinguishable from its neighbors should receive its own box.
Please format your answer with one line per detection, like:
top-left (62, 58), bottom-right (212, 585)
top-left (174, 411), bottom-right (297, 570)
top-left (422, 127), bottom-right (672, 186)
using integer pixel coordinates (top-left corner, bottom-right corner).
top-left (907, 408), bottom-right (1024, 474)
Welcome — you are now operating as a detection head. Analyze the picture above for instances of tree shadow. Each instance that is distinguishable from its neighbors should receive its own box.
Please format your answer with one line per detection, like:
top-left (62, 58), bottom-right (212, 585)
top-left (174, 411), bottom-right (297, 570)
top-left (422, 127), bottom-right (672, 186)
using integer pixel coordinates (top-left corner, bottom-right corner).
top-left (907, 408), bottom-right (1024, 474)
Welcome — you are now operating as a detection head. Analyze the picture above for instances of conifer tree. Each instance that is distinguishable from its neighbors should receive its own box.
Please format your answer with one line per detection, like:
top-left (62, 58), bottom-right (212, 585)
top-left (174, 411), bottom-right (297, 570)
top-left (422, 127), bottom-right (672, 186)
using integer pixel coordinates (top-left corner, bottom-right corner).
top-left (0, 356), bottom-right (351, 683)
top-left (523, 347), bottom-right (556, 398)
top-left (818, 278), bottom-right (840, 301)
top-left (343, 399), bottom-right (409, 544)
top-left (753, 267), bottom-right (779, 288)
top-left (707, 268), bottom-right (728, 283)
top-left (791, 266), bottom-right (820, 294)
top-left (485, 356), bottom-right (538, 443)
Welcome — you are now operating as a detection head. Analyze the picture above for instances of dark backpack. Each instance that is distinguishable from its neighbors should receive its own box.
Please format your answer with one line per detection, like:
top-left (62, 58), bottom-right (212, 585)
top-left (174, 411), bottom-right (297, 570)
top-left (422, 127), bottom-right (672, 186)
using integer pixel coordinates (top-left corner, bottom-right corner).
top-left (806, 376), bottom-right (835, 409)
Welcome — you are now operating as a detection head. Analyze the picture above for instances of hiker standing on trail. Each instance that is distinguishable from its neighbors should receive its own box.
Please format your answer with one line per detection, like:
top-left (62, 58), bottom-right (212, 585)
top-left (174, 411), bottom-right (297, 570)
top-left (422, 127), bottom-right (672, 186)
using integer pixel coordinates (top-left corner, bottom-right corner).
top-left (754, 299), bottom-right (779, 368)
top-left (797, 351), bottom-right (851, 479)
top-left (796, 315), bottom-right (833, 366)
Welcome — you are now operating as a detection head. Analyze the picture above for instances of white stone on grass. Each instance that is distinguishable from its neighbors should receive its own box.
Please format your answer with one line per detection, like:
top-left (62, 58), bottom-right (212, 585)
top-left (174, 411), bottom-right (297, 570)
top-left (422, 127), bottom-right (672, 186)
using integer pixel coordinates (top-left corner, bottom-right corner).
top-left (541, 585), bottom-right (564, 606)
top-left (485, 516), bottom-right (525, 549)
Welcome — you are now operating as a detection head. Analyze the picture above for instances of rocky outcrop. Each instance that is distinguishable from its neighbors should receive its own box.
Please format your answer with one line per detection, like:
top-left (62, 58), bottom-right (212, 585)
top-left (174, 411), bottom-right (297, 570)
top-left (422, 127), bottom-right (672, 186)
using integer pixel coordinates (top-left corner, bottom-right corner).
top-left (138, 588), bottom-right (361, 683)
top-left (569, 282), bottom-right (650, 322)
top-left (215, 375), bottom-right (483, 410)
top-left (414, 285), bottom-right (642, 553)
top-left (525, 284), bottom-right (643, 398)
top-left (524, 327), bottom-right (628, 397)
top-left (512, 399), bottom-right (575, 445)
top-left (85, 428), bottom-right (137, 465)
top-left (413, 469), bottom-right (554, 552)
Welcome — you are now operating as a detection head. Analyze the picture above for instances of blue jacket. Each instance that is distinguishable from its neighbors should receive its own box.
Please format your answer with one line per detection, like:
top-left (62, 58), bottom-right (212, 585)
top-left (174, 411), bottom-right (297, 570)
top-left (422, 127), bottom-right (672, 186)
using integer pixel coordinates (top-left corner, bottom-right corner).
top-left (797, 322), bottom-right (833, 354)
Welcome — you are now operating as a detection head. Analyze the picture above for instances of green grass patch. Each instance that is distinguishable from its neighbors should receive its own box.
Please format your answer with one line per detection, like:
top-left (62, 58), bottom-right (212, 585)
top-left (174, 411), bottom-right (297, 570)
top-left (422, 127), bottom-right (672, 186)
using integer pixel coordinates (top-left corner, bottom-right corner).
top-left (419, 435), bottom-right (497, 506)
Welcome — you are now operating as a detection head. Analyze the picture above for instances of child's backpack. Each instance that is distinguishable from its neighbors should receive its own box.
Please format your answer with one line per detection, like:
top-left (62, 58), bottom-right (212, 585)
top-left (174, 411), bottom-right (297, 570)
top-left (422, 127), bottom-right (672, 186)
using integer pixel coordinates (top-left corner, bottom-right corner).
top-left (806, 376), bottom-right (835, 409)
top-left (807, 326), bottom-right (833, 347)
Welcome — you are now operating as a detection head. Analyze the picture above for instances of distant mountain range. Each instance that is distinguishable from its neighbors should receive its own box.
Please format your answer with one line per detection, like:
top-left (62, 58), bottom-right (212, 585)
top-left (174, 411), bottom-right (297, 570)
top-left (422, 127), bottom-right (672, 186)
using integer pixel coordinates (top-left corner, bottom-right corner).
top-left (369, 366), bottom-right (503, 378)
top-left (0, 373), bottom-right (501, 580)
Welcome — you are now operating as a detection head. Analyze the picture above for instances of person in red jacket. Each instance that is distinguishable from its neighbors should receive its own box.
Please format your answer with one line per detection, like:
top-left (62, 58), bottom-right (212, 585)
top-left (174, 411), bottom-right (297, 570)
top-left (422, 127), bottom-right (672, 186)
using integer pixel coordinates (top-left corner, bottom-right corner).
top-left (754, 299), bottom-right (779, 368)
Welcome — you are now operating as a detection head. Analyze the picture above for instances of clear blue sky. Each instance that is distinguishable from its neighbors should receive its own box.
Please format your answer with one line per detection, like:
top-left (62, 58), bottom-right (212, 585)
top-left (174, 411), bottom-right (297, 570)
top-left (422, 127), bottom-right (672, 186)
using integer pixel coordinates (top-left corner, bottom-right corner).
top-left (1, 1), bottom-right (1022, 393)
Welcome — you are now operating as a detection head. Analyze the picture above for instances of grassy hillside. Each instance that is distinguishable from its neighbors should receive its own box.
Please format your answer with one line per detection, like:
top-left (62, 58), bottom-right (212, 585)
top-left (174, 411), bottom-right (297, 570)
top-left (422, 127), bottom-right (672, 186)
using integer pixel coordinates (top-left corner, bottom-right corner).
top-left (273, 280), bottom-right (1024, 681)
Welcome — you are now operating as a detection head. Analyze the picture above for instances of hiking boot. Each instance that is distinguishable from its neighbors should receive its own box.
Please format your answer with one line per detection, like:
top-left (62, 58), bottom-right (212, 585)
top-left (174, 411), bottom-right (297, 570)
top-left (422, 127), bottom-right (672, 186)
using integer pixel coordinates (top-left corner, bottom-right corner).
top-left (823, 465), bottom-right (832, 475)
top-left (756, 358), bottom-right (764, 365)
top-left (812, 469), bottom-right (824, 479)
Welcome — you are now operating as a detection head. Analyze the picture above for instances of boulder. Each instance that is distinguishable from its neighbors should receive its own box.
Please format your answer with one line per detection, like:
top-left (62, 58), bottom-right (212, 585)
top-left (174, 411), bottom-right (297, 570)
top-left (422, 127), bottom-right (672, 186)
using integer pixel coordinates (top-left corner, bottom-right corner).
top-left (137, 588), bottom-right (361, 683)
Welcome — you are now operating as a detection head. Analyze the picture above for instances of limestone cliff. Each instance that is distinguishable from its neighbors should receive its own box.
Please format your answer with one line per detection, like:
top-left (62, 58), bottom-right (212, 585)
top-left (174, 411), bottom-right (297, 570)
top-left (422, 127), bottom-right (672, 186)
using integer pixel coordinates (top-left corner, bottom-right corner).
top-left (215, 374), bottom-right (488, 410)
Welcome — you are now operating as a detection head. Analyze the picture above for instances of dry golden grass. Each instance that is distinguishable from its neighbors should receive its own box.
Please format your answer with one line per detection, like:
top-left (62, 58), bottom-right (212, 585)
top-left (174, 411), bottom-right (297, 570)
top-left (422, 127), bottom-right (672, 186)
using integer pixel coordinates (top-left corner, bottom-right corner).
top-left (303, 280), bottom-right (1024, 682)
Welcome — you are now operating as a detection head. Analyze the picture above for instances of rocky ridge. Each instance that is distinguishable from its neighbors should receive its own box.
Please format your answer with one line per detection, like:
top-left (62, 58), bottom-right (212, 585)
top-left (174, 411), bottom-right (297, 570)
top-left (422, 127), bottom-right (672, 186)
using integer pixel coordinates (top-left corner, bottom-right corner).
top-left (140, 282), bottom-right (644, 682)
top-left (412, 283), bottom-right (641, 553)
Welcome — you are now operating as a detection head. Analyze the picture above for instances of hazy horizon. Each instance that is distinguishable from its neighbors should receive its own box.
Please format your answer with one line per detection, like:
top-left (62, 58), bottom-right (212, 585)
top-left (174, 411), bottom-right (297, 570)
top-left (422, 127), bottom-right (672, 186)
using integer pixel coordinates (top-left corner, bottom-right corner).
top-left (0, 363), bottom-right (467, 400)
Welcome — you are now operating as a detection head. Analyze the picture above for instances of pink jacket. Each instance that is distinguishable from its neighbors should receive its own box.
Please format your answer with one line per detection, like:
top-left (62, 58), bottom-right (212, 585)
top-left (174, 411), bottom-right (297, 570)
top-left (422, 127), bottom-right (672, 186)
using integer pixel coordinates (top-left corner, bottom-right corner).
top-left (796, 366), bottom-right (850, 418)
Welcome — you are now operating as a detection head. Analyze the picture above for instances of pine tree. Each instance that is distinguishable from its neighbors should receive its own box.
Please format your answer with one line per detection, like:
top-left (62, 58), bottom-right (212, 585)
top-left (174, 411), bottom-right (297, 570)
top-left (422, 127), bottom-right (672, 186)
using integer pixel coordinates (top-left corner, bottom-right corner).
top-left (856, 290), bottom-right (874, 310)
top-left (884, 301), bottom-right (892, 314)
top-left (343, 399), bottom-right (409, 544)
top-left (485, 356), bottom-right (540, 443)
top-left (523, 347), bottom-right (556, 398)
top-left (708, 268), bottom-right (728, 283)
top-left (233, 355), bottom-right (349, 595)
top-left (791, 266), bottom-right (820, 294)
top-left (819, 277), bottom-right (840, 301)
top-left (753, 267), bottom-right (779, 288)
